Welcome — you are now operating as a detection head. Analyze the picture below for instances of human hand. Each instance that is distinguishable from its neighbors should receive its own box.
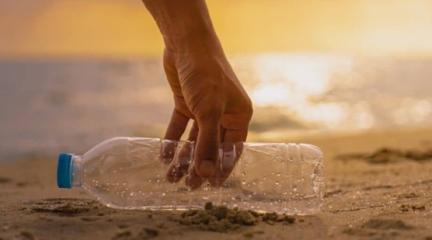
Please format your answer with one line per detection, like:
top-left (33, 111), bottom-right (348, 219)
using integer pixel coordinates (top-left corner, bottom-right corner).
top-left (142, 0), bottom-right (253, 189)
top-left (160, 49), bottom-right (252, 189)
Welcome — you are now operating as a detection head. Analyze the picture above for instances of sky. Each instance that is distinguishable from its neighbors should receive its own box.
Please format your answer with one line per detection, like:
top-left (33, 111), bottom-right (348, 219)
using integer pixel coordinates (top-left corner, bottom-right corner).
top-left (1, 0), bottom-right (432, 58)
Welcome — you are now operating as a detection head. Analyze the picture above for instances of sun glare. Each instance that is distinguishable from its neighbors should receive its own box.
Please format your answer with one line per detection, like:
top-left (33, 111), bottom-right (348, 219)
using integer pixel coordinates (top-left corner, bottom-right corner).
top-left (249, 54), bottom-right (354, 128)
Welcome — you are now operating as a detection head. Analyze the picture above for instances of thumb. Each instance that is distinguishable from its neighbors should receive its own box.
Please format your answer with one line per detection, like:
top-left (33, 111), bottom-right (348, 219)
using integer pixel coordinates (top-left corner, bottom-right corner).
top-left (194, 115), bottom-right (220, 179)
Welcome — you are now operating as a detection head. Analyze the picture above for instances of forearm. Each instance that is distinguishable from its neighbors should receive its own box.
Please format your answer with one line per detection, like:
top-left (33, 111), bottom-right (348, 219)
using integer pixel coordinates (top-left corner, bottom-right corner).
top-left (142, 0), bottom-right (224, 55)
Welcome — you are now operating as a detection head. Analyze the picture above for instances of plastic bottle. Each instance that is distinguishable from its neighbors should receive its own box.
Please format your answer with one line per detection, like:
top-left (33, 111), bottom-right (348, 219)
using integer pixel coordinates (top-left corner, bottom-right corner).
top-left (57, 137), bottom-right (324, 215)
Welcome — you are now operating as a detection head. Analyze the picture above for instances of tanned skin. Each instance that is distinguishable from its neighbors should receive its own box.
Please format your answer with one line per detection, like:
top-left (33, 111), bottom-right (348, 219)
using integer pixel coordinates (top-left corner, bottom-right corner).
top-left (142, 0), bottom-right (253, 189)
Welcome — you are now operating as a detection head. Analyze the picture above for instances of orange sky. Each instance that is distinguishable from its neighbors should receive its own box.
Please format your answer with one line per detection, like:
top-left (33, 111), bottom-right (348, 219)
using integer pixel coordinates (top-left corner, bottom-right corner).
top-left (1, 0), bottom-right (432, 58)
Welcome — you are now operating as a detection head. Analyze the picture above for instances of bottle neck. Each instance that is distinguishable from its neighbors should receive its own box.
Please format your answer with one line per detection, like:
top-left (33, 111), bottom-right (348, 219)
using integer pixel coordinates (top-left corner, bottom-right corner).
top-left (71, 155), bottom-right (83, 188)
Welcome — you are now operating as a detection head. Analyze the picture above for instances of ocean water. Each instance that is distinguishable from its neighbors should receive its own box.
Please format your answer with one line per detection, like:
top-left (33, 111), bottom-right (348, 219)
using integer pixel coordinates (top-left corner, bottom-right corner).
top-left (1, 55), bottom-right (432, 158)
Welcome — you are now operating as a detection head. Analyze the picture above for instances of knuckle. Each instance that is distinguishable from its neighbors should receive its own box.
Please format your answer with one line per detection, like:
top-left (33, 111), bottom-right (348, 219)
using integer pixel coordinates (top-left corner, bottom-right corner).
top-left (174, 105), bottom-right (193, 119)
top-left (244, 100), bottom-right (254, 119)
top-left (189, 92), bottom-right (224, 122)
top-left (195, 106), bottom-right (223, 123)
top-left (237, 97), bottom-right (254, 123)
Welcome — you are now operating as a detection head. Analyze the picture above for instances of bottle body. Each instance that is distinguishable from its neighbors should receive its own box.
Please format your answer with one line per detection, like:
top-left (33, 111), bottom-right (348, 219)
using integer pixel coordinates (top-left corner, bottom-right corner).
top-left (61, 137), bottom-right (324, 215)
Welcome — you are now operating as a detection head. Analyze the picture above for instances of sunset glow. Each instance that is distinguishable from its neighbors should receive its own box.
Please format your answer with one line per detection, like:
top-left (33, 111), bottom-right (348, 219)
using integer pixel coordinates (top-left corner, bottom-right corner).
top-left (2, 0), bottom-right (432, 57)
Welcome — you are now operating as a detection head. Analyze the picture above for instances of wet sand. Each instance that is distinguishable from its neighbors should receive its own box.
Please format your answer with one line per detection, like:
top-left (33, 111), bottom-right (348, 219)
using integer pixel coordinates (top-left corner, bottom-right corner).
top-left (1, 128), bottom-right (432, 239)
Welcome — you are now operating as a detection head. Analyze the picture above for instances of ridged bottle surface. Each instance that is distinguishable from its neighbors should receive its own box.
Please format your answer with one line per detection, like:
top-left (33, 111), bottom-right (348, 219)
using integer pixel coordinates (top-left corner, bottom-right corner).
top-left (63, 137), bottom-right (324, 215)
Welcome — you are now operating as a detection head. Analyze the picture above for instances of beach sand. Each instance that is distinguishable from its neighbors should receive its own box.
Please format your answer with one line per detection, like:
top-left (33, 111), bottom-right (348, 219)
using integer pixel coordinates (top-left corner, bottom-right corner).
top-left (1, 128), bottom-right (432, 240)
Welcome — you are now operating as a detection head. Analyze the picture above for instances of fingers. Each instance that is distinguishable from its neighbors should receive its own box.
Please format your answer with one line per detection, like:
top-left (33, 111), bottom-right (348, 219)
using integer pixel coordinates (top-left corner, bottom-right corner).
top-left (166, 141), bottom-right (194, 183)
top-left (194, 116), bottom-right (221, 179)
top-left (160, 140), bottom-right (178, 165)
top-left (223, 128), bottom-right (248, 143)
top-left (160, 109), bottom-right (189, 164)
top-left (163, 111), bottom-right (249, 190)
top-left (164, 109), bottom-right (190, 140)
top-left (183, 122), bottom-right (206, 188)
top-left (188, 121), bottom-right (199, 142)
top-left (208, 128), bottom-right (247, 186)
top-left (166, 122), bottom-right (198, 183)
top-left (185, 166), bottom-right (204, 190)
top-left (219, 126), bottom-right (226, 142)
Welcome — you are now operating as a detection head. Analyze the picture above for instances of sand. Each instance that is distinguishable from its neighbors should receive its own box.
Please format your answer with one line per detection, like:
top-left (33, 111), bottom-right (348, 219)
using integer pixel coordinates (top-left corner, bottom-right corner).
top-left (1, 127), bottom-right (432, 239)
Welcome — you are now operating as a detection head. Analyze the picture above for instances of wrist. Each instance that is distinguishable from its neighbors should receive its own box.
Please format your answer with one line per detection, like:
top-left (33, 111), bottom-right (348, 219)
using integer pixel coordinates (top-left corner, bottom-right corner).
top-left (164, 31), bottom-right (223, 56)
top-left (143, 0), bottom-right (223, 54)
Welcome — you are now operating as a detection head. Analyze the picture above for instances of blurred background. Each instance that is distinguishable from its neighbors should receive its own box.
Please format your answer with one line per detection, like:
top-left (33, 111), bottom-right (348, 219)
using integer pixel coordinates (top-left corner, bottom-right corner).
top-left (1, 0), bottom-right (432, 158)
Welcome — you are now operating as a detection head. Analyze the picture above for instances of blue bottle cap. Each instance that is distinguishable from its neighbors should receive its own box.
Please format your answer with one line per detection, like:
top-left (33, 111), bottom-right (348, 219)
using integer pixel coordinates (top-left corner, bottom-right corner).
top-left (57, 153), bottom-right (73, 188)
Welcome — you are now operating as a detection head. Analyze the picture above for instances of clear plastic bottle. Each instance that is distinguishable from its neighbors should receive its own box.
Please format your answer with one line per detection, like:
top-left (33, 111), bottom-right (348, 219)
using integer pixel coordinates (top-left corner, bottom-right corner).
top-left (57, 137), bottom-right (324, 215)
